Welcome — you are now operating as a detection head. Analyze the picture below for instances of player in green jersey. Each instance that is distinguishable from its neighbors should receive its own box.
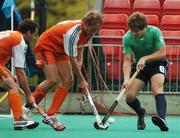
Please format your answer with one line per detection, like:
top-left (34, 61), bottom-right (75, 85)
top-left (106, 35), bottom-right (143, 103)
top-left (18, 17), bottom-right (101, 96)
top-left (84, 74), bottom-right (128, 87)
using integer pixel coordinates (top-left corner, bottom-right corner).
top-left (122, 12), bottom-right (168, 131)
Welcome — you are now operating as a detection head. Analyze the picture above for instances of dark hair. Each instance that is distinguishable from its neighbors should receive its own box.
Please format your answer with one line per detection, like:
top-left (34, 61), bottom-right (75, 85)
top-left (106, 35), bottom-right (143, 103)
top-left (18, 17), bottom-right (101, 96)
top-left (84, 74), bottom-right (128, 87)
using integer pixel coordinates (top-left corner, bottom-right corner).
top-left (17, 19), bottom-right (39, 33)
top-left (127, 12), bottom-right (147, 31)
top-left (82, 10), bottom-right (102, 26)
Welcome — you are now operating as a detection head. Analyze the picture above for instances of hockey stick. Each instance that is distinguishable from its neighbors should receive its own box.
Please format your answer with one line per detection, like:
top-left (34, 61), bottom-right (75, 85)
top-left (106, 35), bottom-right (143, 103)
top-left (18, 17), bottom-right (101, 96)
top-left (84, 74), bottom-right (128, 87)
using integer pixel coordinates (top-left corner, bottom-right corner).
top-left (19, 88), bottom-right (65, 131)
top-left (96, 70), bottom-right (139, 128)
top-left (32, 103), bottom-right (65, 131)
top-left (86, 89), bottom-right (108, 129)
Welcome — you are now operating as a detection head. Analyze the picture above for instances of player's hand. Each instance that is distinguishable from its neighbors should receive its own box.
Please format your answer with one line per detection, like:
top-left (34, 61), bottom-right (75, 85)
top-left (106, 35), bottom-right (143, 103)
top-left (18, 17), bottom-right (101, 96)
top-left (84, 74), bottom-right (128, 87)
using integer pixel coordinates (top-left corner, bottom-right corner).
top-left (122, 79), bottom-right (129, 90)
top-left (137, 57), bottom-right (146, 71)
top-left (25, 95), bottom-right (36, 108)
top-left (78, 80), bottom-right (89, 95)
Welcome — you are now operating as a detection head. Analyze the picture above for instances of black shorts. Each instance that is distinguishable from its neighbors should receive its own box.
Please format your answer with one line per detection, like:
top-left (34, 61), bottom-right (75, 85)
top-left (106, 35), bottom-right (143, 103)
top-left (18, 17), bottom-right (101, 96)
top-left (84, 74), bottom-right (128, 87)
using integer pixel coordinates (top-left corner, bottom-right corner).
top-left (131, 60), bottom-right (168, 85)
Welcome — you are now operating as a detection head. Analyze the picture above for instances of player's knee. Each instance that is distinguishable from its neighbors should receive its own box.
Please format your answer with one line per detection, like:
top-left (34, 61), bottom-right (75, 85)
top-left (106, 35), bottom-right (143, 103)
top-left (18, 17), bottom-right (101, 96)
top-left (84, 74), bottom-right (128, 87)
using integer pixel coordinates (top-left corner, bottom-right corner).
top-left (64, 77), bottom-right (74, 87)
top-left (4, 78), bottom-right (19, 92)
top-left (151, 84), bottom-right (164, 94)
top-left (8, 84), bottom-right (19, 93)
top-left (126, 94), bottom-right (136, 103)
top-left (8, 87), bottom-right (19, 93)
top-left (47, 78), bottom-right (58, 87)
top-left (61, 76), bottom-right (74, 89)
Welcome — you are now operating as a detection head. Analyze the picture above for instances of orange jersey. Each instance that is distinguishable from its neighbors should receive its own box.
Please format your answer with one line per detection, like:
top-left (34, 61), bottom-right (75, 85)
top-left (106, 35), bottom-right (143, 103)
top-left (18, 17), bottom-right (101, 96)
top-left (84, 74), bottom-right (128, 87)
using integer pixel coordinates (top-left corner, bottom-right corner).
top-left (0, 31), bottom-right (27, 68)
top-left (34, 20), bottom-right (92, 57)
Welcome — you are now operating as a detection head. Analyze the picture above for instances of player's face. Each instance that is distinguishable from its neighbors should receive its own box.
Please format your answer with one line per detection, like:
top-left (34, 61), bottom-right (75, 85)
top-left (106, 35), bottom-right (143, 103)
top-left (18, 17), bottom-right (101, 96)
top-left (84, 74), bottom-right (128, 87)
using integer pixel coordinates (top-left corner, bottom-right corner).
top-left (131, 28), bottom-right (146, 38)
top-left (24, 28), bottom-right (38, 44)
top-left (83, 24), bottom-right (101, 35)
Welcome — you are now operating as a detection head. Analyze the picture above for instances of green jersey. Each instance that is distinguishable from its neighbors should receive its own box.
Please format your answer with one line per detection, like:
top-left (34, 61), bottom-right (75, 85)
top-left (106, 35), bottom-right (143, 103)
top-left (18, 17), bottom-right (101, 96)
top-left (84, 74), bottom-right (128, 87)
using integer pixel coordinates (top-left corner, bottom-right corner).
top-left (123, 25), bottom-right (166, 63)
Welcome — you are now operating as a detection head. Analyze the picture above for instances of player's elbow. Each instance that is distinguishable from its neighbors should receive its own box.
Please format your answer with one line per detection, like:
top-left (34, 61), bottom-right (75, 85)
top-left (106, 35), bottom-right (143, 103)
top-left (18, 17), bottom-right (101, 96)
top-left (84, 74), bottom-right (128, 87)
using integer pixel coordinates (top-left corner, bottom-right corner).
top-left (159, 46), bottom-right (166, 59)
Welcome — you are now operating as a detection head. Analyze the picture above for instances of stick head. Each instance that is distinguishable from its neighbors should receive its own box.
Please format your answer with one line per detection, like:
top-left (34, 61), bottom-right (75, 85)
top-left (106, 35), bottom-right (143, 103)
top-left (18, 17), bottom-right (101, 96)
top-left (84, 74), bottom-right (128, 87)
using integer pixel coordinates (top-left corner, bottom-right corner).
top-left (52, 123), bottom-right (66, 131)
top-left (94, 122), bottom-right (109, 130)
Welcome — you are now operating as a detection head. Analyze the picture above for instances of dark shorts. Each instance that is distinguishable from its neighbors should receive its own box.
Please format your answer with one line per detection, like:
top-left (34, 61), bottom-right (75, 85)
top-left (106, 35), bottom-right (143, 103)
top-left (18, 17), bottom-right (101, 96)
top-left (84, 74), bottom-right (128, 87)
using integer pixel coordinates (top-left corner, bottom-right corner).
top-left (131, 60), bottom-right (168, 85)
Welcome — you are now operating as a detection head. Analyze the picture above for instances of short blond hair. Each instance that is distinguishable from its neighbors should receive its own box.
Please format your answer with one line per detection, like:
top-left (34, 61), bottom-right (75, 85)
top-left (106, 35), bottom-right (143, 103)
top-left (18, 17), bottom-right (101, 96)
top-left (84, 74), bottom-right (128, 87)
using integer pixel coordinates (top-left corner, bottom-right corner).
top-left (82, 10), bottom-right (102, 26)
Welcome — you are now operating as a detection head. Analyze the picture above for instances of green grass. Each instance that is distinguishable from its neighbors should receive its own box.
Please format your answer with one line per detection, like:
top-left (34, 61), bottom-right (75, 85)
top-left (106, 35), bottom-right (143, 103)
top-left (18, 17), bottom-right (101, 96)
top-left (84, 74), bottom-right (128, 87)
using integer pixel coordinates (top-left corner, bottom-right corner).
top-left (0, 115), bottom-right (179, 138)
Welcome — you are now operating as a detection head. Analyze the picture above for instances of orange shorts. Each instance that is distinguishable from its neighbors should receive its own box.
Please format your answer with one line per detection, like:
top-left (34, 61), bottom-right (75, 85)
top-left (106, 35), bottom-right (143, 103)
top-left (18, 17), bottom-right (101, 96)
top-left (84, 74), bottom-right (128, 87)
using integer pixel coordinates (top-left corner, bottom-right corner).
top-left (36, 50), bottom-right (70, 68)
top-left (0, 65), bottom-right (13, 82)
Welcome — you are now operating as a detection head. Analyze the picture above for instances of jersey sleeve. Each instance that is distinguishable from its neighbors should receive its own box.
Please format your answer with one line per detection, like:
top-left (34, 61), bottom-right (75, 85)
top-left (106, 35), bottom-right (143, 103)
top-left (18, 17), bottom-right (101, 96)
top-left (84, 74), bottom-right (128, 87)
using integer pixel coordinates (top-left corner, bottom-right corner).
top-left (152, 27), bottom-right (166, 48)
top-left (12, 37), bottom-right (27, 68)
top-left (123, 34), bottom-right (132, 55)
top-left (63, 24), bottom-right (81, 57)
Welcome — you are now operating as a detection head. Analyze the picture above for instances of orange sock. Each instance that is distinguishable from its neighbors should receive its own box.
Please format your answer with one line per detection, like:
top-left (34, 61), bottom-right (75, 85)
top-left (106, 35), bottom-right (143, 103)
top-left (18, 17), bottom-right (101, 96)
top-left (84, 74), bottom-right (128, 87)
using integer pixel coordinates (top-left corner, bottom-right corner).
top-left (47, 86), bottom-right (68, 116)
top-left (8, 92), bottom-right (23, 121)
top-left (33, 86), bottom-right (46, 104)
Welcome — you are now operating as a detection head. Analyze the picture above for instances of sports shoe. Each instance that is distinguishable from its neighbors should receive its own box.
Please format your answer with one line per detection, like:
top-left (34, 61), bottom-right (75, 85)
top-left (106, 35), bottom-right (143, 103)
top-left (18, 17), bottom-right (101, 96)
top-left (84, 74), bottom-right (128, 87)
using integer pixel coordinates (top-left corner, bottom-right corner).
top-left (22, 104), bottom-right (35, 119)
top-left (152, 116), bottom-right (169, 131)
top-left (14, 116), bottom-right (39, 130)
top-left (42, 114), bottom-right (66, 131)
top-left (137, 111), bottom-right (146, 130)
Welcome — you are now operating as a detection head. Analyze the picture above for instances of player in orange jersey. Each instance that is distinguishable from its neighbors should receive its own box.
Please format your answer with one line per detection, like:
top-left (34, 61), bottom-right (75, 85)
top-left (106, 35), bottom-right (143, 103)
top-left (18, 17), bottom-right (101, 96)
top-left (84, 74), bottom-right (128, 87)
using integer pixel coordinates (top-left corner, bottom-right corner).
top-left (0, 19), bottom-right (39, 130)
top-left (23, 10), bottom-right (102, 129)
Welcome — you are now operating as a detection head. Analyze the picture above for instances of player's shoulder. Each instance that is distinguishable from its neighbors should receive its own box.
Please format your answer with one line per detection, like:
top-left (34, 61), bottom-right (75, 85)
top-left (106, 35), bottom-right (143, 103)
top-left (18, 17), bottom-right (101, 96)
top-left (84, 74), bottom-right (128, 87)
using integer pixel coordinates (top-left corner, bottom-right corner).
top-left (57, 20), bottom-right (81, 27)
top-left (147, 25), bottom-right (161, 33)
top-left (13, 30), bottom-right (22, 36)
top-left (11, 31), bottom-right (23, 42)
top-left (51, 20), bottom-right (81, 33)
top-left (0, 30), bottom-right (22, 42)
top-left (123, 30), bottom-right (132, 40)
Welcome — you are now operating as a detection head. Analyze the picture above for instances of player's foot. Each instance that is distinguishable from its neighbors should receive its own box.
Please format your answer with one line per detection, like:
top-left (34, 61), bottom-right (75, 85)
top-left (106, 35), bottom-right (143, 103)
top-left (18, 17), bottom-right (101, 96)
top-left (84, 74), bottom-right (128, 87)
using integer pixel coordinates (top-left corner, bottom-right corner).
top-left (14, 116), bottom-right (39, 130)
top-left (152, 116), bottom-right (169, 131)
top-left (42, 114), bottom-right (65, 131)
top-left (137, 110), bottom-right (146, 130)
top-left (22, 104), bottom-right (35, 119)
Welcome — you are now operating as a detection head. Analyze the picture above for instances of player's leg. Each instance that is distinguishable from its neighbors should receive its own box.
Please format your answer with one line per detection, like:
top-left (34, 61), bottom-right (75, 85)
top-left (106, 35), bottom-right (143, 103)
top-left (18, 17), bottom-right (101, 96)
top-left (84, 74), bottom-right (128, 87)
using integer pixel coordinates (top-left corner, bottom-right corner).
top-left (42, 55), bottom-right (71, 130)
top-left (0, 65), bottom-right (39, 130)
top-left (25, 56), bottom-right (65, 131)
top-left (23, 51), bottom-right (59, 118)
top-left (125, 63), bottom-right (147, 130)
top-left (151, 72), bottom-right (168, 131)
top-left (151, 74), bottom-right (166, 119)
top-left (33, 51), bottom-right (59, 104)
top-left (126, 78), bottom-right (146, 130)
top-left (47, 59), bottom-right (73, 116)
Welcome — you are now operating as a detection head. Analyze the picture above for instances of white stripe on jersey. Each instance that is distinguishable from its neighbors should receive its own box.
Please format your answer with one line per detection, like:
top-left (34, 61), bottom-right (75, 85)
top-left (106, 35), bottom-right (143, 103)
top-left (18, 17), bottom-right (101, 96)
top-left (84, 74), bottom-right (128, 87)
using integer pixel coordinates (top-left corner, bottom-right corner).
top-left (12, 36), bottom-right (27, 68)
top-left (63, 24), bottom-right (81, 57)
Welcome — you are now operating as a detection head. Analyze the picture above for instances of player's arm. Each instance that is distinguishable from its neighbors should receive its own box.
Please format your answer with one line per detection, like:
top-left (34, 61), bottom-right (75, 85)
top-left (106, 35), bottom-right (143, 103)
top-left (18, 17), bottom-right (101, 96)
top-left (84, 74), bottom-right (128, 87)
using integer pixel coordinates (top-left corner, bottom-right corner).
top-left (13, 40), bottom-right (34, 105)
top-left (70, 46), bottom-right (88, 89)
top-left (76, 47), bottom-right (84, 69)
top-left (64, 25), bottom-right (88, 92)
top-left (70, 46), bottom-right (84, 79)
top-left (70, 57), bottom-right (84, 81)
top-left (70, 55), bottom-right (88, 92)
top-left (141, 46), bottom-right (166, 62)
top-left (74, 47), bottom-right (89, 92)
top-left (137, 46), bottom-right (166, 71)
top-left (122, 35), bottom-right (133, 88)
top-left (123, 54), bottom-right (133, 81)
top-left (122, 54), bottom-right (133, 89)
top-left (15, 68), bottom-right (33, 102)
top-left (140, 27), bottom-right (166, 62)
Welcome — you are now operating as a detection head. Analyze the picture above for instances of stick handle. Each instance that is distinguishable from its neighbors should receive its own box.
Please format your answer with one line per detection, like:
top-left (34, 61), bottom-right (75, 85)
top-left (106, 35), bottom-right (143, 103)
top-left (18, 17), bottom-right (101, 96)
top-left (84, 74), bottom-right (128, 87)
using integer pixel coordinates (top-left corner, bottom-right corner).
top-left (86, 91), bottom-right (102, 124)
top-left (116, 70), bottom-right (139, 101)
top-left (102, 100), bottom-right (118, 124)
top-left (128, 70), bottom-right (139, 85)
top-left (102, 70), bottom-right (139, 125)
top-left (18, 88), bottom-right (56, 127)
